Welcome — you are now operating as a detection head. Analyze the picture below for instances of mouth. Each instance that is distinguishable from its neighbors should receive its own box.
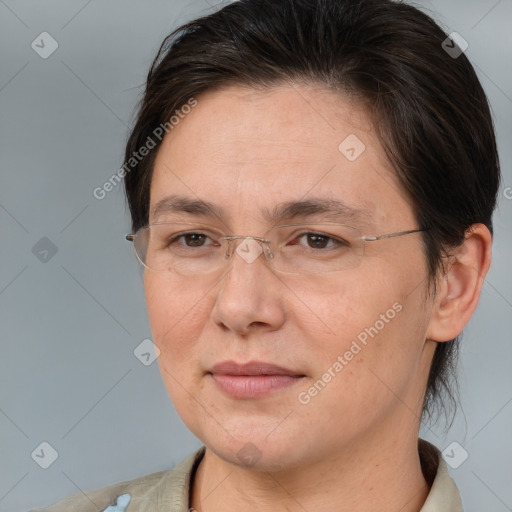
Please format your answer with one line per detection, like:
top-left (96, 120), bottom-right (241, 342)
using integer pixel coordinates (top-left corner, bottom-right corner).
top-left (208, 360), bottom-right (306, 399)
top-left (210, 360), bottom-right (304, 377)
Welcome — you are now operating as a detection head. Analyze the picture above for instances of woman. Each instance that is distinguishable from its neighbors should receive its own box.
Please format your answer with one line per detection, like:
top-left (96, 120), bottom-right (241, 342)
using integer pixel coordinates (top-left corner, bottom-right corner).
top-left (34, 0), bottom-right (500, 510)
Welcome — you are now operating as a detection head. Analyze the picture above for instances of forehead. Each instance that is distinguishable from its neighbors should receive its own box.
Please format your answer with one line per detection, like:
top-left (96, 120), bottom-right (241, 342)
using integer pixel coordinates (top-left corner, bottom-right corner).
top-left (149, 83), bottom-right (413, 228)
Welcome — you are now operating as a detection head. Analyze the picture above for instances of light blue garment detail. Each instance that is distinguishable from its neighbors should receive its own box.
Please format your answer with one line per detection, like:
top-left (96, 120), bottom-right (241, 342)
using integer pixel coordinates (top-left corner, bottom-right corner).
top-left (101, 494), bottom-right (131, 512)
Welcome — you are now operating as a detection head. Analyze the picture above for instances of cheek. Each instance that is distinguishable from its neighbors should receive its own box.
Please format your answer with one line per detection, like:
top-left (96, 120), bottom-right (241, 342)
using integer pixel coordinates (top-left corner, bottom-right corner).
top-left (296, 264), bottom-right (428, 395)
top-left (144, 274), bottom-right (213, 428)
top-left (144, 274), bottom-right (209, 365)
top-left (287, 272), bottom-right (402, 354)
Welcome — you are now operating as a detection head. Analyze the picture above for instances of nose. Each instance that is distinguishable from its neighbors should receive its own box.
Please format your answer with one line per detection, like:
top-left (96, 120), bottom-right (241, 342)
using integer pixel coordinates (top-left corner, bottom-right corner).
top-left (211, 237), bottom-right (285, 336)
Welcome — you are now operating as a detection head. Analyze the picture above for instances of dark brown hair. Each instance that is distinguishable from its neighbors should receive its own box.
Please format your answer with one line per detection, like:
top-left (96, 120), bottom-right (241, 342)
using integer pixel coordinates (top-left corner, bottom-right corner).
top-left (123, 0), bottom-right (500, 422)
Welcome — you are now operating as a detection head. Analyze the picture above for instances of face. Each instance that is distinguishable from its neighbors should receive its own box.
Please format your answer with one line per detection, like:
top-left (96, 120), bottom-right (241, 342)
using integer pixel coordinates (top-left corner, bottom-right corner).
top-left (144, 84), bottom-right (436, 471)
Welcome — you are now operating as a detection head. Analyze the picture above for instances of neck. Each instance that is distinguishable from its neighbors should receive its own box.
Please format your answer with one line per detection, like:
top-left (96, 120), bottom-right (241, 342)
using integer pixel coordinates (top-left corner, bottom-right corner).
top-left (190, 429), bottom-right (430, 512)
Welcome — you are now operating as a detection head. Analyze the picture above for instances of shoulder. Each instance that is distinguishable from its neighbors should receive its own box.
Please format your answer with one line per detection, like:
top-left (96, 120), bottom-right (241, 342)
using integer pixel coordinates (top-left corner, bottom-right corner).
top-left (418, 439), bottom-right (464, 512)
top-left (28, 472), bottom-right (165, 512)
top-left (28, 447), bottom-right (205, 512)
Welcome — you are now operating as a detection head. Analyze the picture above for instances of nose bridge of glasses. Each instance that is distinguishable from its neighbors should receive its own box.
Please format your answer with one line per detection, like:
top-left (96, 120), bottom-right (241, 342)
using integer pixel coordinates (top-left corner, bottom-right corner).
top-left (221, 235), bottom-right (274, 264)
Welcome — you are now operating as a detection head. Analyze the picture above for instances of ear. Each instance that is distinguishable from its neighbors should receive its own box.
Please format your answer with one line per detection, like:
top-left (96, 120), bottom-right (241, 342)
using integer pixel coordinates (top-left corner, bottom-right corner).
top-left (426, 224), bottom-right (492, 342)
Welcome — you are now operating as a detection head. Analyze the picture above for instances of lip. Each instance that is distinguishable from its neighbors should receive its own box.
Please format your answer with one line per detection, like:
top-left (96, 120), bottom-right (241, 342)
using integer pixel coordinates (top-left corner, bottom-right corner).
top-left (208, 360), bottom-right (305, 399)
top-left (210, 360), bottom-right (303, 376)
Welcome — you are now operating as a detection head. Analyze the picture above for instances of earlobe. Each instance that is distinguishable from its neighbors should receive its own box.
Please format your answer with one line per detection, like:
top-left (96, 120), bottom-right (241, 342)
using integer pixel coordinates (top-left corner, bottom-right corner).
top-left (426, 224), bottom-right (492, 342)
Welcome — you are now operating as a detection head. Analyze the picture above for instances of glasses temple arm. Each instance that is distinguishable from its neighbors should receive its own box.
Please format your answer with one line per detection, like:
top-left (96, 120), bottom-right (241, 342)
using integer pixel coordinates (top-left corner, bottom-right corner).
top-left (364, 228), bottom-right (425, 242)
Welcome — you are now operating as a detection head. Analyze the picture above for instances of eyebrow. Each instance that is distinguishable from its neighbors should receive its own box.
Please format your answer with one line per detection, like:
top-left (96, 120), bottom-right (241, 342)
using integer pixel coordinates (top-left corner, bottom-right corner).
top-left (151, 194), bottom-right (371, 225)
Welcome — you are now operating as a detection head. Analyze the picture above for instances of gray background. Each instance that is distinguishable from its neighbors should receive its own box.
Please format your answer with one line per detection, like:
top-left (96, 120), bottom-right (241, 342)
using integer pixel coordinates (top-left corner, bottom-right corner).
top-left (1, 0), bottom-right (511, 510)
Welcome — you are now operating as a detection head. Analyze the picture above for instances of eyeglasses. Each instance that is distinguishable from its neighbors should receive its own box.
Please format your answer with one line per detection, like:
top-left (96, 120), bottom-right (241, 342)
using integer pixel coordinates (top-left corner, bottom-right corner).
top-left (125, 222), bottom-right (425, 277)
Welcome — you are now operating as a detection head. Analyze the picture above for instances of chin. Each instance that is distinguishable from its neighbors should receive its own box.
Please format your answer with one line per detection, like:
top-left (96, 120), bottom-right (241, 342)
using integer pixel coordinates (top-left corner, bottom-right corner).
top-left (197, 424), bottom-right (310, 472)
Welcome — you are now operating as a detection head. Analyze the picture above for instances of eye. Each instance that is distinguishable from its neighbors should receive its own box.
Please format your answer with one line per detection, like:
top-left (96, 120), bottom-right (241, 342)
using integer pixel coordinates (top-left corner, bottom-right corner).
top-left (174, 232), bottom-right (208, 247)
top-left (170, 232), bottom-right (218, 248)
top-left (292, 232), bottom-right (349, 250)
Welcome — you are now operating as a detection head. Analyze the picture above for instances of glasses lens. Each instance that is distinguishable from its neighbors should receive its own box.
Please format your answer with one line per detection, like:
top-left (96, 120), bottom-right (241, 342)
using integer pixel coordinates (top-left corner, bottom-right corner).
top-left (133, 222), bottom-right (226, 275)
top-left (265, 223), bottom-right (364, 275)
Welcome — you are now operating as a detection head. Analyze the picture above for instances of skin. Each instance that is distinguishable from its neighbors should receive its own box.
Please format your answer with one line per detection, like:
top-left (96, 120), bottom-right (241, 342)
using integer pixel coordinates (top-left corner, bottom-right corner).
top-left (143, 83), bottom-right (491, 512)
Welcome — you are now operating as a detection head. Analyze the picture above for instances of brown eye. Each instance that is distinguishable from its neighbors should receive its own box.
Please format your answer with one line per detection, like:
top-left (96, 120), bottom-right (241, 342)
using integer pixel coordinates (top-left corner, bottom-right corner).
top-left (291, 232), bottom-right (348, 250)
top-left (306, 234), bottom-right (329, 249)
top-left (181, 233), bottom-right (208, 247)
